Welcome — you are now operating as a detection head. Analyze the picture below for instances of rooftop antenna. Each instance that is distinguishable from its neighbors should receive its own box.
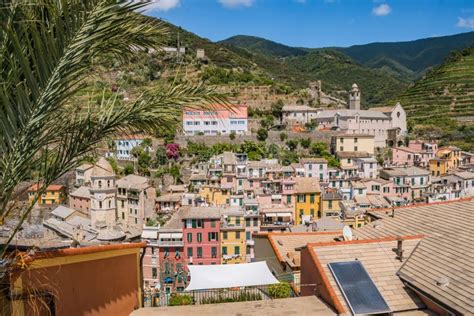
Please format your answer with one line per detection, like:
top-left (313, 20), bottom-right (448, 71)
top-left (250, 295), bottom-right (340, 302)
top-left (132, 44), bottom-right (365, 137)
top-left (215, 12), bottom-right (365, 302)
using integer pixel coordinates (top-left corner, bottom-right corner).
top-left (343, 225), bottom-right (353, 241)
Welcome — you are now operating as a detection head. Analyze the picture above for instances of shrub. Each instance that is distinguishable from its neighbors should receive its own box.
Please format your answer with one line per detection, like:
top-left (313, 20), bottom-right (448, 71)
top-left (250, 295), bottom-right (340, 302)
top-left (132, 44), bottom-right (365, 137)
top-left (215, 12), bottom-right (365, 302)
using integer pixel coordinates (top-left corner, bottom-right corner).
top-left (268, 282), bottom-right (292, 299)
top-left (169, 293), bottom-right (193, 306)
top-left (256, 128), bottom-right (268, 141)
top-left (279, 132), bottom-right (288, 142)
top-left (299, 138), bottom-right (311, 149)
top-left (229, 131), bottom-right (236, 140)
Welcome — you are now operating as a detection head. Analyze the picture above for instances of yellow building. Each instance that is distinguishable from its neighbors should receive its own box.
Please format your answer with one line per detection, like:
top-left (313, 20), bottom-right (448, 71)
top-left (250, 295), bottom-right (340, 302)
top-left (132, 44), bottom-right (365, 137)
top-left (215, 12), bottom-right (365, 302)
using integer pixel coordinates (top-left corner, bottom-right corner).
top-left (294, 178), bottom-right (321, 225)
top-left (331, 134), bottom-right (375, 155)
top-left (28, 184), bottom-right (66, 206)
top-left (220, 208), bottom-right (246, 264)
top-left (429, 146), bottom-right (462, 176)
top-left (198, 185), bottom-right (231, 206)
top-left (321, 192), bottom-right (343, 218)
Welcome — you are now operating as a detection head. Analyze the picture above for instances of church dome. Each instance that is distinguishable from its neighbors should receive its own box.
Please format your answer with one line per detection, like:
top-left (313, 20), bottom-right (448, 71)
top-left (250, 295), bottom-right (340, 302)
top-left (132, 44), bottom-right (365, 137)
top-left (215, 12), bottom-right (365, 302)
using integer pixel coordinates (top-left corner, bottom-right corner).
top-left (91, 157), bottom-right (114, 177)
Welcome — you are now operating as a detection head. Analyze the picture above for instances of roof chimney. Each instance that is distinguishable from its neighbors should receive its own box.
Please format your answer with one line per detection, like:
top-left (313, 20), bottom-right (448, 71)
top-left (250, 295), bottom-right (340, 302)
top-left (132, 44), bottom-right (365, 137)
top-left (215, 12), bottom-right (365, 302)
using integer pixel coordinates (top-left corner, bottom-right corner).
top-left (396, 237), bottom-right (404, 262)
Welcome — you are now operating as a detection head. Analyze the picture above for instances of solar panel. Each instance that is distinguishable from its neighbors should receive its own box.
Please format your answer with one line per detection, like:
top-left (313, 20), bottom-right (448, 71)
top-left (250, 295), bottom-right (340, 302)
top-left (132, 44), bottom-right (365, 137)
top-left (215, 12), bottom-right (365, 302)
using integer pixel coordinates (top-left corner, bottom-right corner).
top-left (328, 261), bottom-right (391, 315)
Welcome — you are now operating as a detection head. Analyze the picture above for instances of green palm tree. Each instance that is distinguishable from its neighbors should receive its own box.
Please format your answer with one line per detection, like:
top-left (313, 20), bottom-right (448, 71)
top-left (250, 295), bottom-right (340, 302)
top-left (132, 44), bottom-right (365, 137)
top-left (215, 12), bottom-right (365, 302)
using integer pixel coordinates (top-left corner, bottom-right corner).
top-left (0, 0), bottom-right (226, 257)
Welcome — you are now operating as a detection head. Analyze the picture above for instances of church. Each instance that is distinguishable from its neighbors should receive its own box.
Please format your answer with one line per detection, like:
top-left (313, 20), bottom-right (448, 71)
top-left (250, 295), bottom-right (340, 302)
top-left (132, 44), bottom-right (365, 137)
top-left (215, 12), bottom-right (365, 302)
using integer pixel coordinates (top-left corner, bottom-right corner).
top-left (315, 83), bottom-right (407, 148)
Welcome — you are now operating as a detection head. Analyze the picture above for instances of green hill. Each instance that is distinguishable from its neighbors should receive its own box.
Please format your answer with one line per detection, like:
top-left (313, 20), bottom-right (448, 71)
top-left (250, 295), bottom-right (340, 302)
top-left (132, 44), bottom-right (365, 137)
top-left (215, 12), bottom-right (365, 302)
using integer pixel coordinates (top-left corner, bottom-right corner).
top-left (339, 31), bottom-right (474, 82)
top-left (219, 35), bottom-right (307, 58)
top-left (396, 48), bottom-right (474, 123)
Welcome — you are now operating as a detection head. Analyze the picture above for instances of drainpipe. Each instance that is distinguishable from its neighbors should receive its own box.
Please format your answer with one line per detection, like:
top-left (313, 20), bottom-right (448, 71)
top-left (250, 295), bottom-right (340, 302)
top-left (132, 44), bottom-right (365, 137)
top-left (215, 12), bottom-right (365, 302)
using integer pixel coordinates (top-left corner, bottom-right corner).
top-left (139, 245), bottom-right (146, 308)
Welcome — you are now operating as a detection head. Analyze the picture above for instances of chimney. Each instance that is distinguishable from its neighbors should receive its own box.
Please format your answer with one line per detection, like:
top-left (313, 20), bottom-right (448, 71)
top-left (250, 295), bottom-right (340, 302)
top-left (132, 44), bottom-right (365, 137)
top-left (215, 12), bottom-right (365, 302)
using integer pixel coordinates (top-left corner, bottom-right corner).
top-left (396, 237), bottom-right (404, 262)
top-left (391, 207), bottom-right (395, 218)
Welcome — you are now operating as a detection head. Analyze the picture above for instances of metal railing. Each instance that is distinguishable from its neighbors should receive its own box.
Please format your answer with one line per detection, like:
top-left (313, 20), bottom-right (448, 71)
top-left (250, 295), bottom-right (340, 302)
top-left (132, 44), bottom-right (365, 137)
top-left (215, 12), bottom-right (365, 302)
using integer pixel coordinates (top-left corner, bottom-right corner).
top-left (143, 283), bottom-right (299, 307)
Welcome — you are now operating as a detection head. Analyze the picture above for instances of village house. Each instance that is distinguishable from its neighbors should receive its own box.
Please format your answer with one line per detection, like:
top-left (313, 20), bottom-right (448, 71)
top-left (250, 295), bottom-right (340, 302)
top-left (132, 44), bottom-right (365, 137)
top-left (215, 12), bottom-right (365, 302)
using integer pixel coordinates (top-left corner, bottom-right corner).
top-left (220, 207), bottom-right (246, 264)
top-left (281, 104), bottom-right (319, 127)
top-left (429, 146), bottom-right (462, 176)
top-left (294, 177), bottom-right (322, 224)
top-left (182, 104), bottom-right (248, 136)
top-left (28, 184), bottom-right (66, 207)
top-left (299, 157), bottom-right (329, 181)
top-left (75, 163), bottom-right (93, 187)
top-left (331, 133), bottom-right (375, 155)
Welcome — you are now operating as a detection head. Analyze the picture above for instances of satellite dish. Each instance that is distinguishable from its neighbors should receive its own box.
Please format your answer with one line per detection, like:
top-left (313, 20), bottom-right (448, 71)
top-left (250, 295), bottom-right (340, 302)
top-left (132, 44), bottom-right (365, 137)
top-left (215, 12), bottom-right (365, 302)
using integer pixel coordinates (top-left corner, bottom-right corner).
top-left (343, 225), bottom-right (353, 241)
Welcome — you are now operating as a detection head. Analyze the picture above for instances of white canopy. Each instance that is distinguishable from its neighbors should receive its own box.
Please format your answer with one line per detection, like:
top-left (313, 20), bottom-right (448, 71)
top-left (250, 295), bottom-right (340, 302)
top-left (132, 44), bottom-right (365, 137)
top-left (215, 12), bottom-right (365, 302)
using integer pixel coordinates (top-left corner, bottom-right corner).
top-left (185, 261), bottom-right (279, 291)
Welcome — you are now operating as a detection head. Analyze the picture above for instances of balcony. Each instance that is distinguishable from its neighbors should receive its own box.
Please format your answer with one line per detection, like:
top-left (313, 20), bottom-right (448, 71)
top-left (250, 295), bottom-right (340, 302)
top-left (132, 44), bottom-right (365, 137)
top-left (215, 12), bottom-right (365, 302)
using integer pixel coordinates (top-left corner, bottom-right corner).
top-left (155, 240), bottom-right (184, 247)
top-left (246, 239), bottom-right (255, 246)
top-left (220, 222), bottom-right (244, 230)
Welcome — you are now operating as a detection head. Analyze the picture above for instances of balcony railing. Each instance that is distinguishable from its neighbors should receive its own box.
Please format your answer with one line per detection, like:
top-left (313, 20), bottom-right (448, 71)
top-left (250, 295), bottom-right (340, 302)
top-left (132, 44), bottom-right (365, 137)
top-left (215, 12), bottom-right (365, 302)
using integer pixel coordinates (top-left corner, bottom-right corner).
top-left (156, 240), bottom-right (184, 247)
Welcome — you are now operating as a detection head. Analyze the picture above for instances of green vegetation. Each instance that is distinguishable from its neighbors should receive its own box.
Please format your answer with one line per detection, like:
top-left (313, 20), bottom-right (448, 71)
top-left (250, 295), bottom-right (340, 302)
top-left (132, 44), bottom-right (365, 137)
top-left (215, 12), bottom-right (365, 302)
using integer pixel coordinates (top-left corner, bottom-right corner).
top-left (395, 48), bottom-right (474, 150)
top-left (220, 35), bottom-right (307, 58)
top-left (169, 294), bottom-right (193, 306)
top-left (256, 128), bottom-right (269, 141)
top-left (201, 291), bottom-right (262, 304)
top-left (268, 282), bottom-right (292, 299)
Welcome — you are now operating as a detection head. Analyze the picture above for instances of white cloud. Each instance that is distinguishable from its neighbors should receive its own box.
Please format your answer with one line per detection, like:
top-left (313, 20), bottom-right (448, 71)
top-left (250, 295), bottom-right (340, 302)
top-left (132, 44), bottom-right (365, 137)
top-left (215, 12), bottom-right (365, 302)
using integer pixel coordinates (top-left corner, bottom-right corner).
top-left (372, 3), bottom-right (391, 16)
top-left (146, 0), bottom-right (181, 12)
top-left (456, 17), bottom-right (474, 30)
top-left (218, 0), bottom-right (255, 8)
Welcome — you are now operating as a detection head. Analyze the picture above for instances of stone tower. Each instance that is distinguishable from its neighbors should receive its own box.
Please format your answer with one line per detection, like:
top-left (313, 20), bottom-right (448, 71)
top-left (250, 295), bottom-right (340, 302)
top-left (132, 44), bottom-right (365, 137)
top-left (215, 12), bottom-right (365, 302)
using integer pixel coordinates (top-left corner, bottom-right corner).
top-left (89, 157), bottom-right (117, 228)
top-left (349, 83), bottom-right (361, 110)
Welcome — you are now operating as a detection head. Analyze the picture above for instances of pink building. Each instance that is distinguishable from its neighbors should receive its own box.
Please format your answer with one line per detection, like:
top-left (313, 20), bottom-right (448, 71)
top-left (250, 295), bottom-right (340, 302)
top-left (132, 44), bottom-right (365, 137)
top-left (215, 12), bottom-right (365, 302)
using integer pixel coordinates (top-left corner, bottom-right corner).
top-left (183, 104), bottom-right (248, 136)
top-left (391, 147), bottom-right (435, 167)
top-left (69, 186), bottom-right (91, 215)
top-left (408, 140), bottom-right (438, 152)
top-left (361, 178), bottom-right (395, 198)
top-left (182, 207), bottom-right (221, 265)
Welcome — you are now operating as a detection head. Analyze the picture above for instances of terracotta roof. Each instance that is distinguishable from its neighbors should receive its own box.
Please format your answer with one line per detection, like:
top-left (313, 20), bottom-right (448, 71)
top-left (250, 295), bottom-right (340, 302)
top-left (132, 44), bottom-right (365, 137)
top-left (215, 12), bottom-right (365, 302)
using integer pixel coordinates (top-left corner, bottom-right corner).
top-left (333, 133), bottom-right (375, 138)
top-left (116, 174), bottom-right (150, 190)
top-left (28, 183), bottom-right (65, 192)
top-left (336, 151), bottom-right (371, 159)
top-left (91, 157), bottom-right (114, 177)
top-left (355, 199), bottom-right (474, 315)
top-left (308, 237), bottom-right (425, 314)
top-left (180, 206), bottom-right (222, 219)
top-left (156, 193), bottom-right (182, 202)
top-left (299, 157), bottom-right (328, 164)
top-left (282, 105), bottom-right (319, 112)
top-left (70, 186), bottom-right (90, 199)
top-left (295, 177), bottom-right (321, 193)
top-left (266, 232), bottom-right (340, 268)
top-left (453, 171), bottom-right (474, 180)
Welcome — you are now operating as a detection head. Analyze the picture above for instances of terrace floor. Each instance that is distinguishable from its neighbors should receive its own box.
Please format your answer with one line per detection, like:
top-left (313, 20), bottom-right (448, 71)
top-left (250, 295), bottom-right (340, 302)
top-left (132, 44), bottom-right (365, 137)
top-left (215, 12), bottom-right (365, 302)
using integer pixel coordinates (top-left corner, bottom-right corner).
top-left (131, 296), bottom-right (336, 316)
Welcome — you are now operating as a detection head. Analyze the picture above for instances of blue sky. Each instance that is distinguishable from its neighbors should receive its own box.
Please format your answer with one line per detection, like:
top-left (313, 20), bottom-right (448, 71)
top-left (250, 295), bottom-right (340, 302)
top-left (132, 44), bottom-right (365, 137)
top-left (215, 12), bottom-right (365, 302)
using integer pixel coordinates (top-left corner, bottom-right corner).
top-left (145, 0), bottom-right (474, 48)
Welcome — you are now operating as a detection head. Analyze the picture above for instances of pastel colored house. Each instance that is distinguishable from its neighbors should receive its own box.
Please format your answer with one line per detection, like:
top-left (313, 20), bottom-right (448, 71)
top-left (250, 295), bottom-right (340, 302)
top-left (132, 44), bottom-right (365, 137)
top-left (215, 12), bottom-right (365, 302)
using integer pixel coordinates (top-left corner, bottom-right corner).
top-left (183, 104), bottom-right (248, 136)
top-left (198, 185), bottom-right (232, 206)
top-left (75, 163), bottom-right (93, 187)
top-left (220, 207), bottom-right (246, 264)
top-left (391, 146), bottom-right (434, 167)
top-left (320, 192), bottom-right (343, 218)
top-left (294, 177), bottom-right (322, 224)
top-left (331, 133), bottom-right (375, 155)
top-left (182, 207), bottom-right (221, 266)
top-left (299, 157), bottom-right (328, 181)
top-left (69, 185), bottom-right (91, 215)
top-left (429, 146), bottom-right (462, 176)
top-left (28, 184), bottom-right (66, 207)
top-left (114, 134), bottom-right (149, 161)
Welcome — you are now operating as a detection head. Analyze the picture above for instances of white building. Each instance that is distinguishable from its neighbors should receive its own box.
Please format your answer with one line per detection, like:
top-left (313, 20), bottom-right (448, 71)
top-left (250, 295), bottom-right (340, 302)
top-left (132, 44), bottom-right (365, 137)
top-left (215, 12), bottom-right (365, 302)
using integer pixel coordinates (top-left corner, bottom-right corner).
top-left (183, 104), bottom-right (248, 136)
top-left (299, 158), bottom-right (328, 182)
top-left (315, 84), bottom-right (407, 148)
top-left (114, 136), bottom-right (145, 160)
top-left (282, 105), bottom-right (320, 126)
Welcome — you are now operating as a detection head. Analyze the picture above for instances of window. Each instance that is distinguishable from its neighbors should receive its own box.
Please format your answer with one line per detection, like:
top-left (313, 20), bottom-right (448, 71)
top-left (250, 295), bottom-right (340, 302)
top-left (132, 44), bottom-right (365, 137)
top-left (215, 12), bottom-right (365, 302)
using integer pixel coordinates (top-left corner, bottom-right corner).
top-left (208, 232), bottom-right (218, 241)
top-left (328, 200), bottom-right (333, 209)
top-left (235, 231), bottom-right (240, 239)
top-left (211, 247), bottom-right (217, 258)
top-left (236, 217), bottom-right (241, 225)
top-left (299, 209), bottom-right (304, 218)
top-left (187, 247), bottom-right (193, 257)
top-left (310, 208), bottom-right (314, 216)
top-left (197, 247), bottom-right (203, 258)
top-left (197, 233), bottom-right (202, 243)
top-left (310, 194), bottom-right (315, 204)
top-left (319, 164), bottom-right (323, 170)
top-left (354, 137), bottom-right (358, 143)
top-left (246, 231), bottom-right (251, 240)
top-left (246, 218), bottom-right (251, 227)
top-left (253, 218), bottom-right (258, 226)
top-left (234, 246), bottom-right (240, 255)
top-left (297, 195), bottom-right (306, 203)
top-left (210, 219), bottom-right (216, 228)
top-left (152, 268), bottom-right (157, 278)
top-left (223, 231), bottom-right (228, 240)
top-left (287, 195), bottom-right (292, 204)
top-left (354, 146), bottom-right (358, 151)
top-left (187, 233), bottom-right (192, 243)
top-left (222, 246), bottom-right (227, 255)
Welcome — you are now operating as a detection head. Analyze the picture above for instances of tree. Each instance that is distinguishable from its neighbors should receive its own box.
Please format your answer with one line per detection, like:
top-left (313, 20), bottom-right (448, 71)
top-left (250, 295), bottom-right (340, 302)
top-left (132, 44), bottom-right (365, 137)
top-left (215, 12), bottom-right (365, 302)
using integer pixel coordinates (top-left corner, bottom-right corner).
top-left (271, 99), bottom-right (284, 123)
top-left (300, 138), bottom-right (312, 149)
top-left (155, 147), bottom-right (168, 166)
top-left (229, 131), bottom-right (236, 140)
top-left (309, 142), bottom-right (327, 156)
top-left (268, 282), bottom-right (292, 299)
top-left (260, 115), bottom-right (274, 129)
top-left (279, 132), bottom-right (288, 142)
top-left (286, 139), bottom-right (298, 151)
top-left (256, 128), bottom-right (268, 141)
top-left (123, 164), bottom-right (134, 175)
top-left (0, 1), bottom-right (227, 257)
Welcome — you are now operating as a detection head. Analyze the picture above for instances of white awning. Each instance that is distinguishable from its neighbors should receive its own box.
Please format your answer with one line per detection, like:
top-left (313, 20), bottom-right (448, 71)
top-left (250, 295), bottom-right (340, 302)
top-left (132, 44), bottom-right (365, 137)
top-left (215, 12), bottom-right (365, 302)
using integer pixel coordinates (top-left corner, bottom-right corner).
top-left (276, 212), bottom-right (293, 217)
top-left (158, 233), bottom-right (172, 239)
top-left (185, 261), bottom-right (279, 291)
top-left (170, 233), bottom-right (183, 239)
top-left (264, 212), bottom-right (277, 217)
top-left (271, 195), bottom-right (282, 199)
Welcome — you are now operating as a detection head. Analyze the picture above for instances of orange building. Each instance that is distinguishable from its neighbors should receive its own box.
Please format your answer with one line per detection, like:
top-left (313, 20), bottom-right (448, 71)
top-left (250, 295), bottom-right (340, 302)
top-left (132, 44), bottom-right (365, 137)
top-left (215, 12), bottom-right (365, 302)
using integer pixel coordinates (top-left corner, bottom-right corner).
top-left (28, 184), bottom-right (66, 206)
